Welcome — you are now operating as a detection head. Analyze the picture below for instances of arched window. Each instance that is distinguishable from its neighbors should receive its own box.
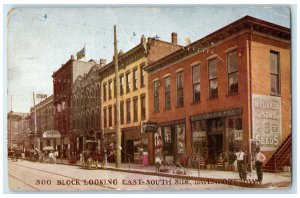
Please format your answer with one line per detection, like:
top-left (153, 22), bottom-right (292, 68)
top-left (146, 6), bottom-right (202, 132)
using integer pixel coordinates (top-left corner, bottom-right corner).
top-left (86, 89), bottom-right (90, 104)
top-left (96, 108), bottom-right (100, 129)
top-left (91, 110), bottom-right (95, 129)
top-left (91, 86), bottom-right (95, 102)
top-left (81, 91), bottom-right (84, 106)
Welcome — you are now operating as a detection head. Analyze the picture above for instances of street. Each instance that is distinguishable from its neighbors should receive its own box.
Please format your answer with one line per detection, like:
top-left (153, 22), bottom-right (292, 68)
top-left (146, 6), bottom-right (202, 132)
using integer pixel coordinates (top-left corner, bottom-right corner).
top-left (8, 160), bottom-right (240, 191)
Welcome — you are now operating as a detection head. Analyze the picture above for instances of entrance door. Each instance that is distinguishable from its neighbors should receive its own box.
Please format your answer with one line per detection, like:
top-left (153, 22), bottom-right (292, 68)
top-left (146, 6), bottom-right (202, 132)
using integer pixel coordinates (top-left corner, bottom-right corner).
top-left (126, 140), bottom-right (134, 163)
top-left (207, 135), bottom-right (223, 164)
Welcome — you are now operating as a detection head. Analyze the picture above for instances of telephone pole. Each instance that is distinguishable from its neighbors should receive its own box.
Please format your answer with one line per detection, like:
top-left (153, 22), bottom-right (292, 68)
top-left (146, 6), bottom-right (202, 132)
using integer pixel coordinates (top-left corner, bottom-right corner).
top-left (33, 92), bottom-right (37, 149)
top-left (114, 25), bottom-right (121, 168)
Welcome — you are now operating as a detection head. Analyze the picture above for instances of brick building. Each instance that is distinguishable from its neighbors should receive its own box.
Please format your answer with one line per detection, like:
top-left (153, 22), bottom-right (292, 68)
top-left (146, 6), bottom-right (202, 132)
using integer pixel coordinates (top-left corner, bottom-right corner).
top-left (52, 55), bottom-right (95, 158)
top-left (98, 34), bottom-right (181, 164)
top-left (71, 59), bottom-right (105, 158)
top-left (30, 95), bottom-right (56, 152)
top-left (144, 16), bottom-right (291, 168)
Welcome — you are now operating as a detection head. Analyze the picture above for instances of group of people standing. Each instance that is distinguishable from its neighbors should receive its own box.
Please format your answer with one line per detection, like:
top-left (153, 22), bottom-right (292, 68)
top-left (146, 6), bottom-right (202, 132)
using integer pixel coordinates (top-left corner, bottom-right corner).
top-left (235, 147), bottom-right (266, 184)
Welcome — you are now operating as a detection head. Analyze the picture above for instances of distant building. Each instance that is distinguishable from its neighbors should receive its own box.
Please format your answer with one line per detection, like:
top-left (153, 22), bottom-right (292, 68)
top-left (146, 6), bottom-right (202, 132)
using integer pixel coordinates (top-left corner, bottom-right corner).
top-left (52, 55), bottom-right (96, 158)
top-left (7, 112), bottom-right (30, 150)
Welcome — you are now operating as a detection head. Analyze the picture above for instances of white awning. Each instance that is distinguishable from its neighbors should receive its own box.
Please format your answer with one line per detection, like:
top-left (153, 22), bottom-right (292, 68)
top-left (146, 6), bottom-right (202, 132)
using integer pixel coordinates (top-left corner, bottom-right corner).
top-left (43, 146), bottom-right (54, 151)
top-left (42, 130), bottom-right (61, 139)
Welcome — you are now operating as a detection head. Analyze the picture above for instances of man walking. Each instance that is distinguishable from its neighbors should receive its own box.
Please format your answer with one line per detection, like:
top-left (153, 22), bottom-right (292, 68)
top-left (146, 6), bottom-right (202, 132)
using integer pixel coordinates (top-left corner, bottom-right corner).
top-left (235, 148), bottom-right (246, 181)
top-left (255, 147), bottom-right (266, 184)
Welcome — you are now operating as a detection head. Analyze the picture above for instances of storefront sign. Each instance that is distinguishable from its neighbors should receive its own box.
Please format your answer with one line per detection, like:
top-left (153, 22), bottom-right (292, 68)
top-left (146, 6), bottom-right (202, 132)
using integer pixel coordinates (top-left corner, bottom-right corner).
top-left (190, 107), bottom-right (243, 121)
top-left (141, 122), bottom-right (158, 133)
top-left (193, 131), bottom-right (206, 141)
top-left (252, 94), bottom-right (281, 151)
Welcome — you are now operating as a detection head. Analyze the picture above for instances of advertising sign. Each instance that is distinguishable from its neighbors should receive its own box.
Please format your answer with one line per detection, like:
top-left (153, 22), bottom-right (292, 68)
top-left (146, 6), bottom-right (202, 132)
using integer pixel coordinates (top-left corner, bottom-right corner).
top-left (252, 94), bottom-right (281, 151)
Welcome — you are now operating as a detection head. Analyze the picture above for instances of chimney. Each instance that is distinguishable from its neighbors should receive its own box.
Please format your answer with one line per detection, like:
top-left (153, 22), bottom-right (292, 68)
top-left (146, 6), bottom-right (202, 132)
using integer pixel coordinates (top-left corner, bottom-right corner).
top-left (100, 59), bottom-right (106, 67)
top-left (71, 55), bottom-right (75, 60)
top-left (171, 32), bottom-right (177, 45)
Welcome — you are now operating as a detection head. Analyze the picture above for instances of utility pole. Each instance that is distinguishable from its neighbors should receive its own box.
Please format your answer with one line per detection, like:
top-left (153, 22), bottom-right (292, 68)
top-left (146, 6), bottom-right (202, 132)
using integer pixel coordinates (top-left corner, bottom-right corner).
top-left (33, 92), bottom-right (37, 149)
top-left (114, 25), bottom-right (121, 168)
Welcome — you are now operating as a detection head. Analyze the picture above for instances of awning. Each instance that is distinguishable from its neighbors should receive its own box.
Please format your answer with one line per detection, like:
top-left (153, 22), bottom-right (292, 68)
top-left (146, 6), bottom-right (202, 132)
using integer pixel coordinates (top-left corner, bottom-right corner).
top-left (43, 146), bottom-right (54, 151)
top-left (42, 130), bottom-right (61, 139)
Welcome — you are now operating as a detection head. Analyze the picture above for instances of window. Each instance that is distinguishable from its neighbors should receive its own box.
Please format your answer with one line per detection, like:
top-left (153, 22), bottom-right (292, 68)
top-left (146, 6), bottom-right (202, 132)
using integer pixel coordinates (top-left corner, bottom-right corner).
top-left (192, 65), bottom-right (200, 102)
top-left (126, 99), bottom-right (131, 123)
top-left (126, 72), bottom-right (130, 93)
top-left (154, 81), bottom-right (159, 112)
top-left (113, 78), bottom-right (116, 98)
top-left (270, 51), bottom-right (280, 94)
top-left (91, 110), bottom-right (95, 128)
top-left (164, 76), bottom-right (171, 109)
top-left (108, 106), bottom-right (112, 127)
top-left (227, 50), bottom-right (238, 94)
top-left (86, 111), bottom-right (89, 128)
top-left (133, 68), bottom-right (138, 90)
top-left (120, 101), bottom-right (124, 125)
top-left (176, 71), bottom-right (184, 107)
top-left (140, 94), bottom-right (146, 120)
top-left (114, 104), bottom-right (117, 125)
top-left (208, 58), bottom-right (218, 98)
top-left (108, 80), bottom-right (112, 99)
top-left (133, 97), bottom-right (138, 122)
top-left (120, 75), bottom-right (124, 96)
top-left (103, 83), bottom-right (107, 101)
top-left (140, 63), bottom-right (145, 88)
top-left (103, 108), bottom-right (107, 128)
top-left (96, 108), bottom-right (100, 129)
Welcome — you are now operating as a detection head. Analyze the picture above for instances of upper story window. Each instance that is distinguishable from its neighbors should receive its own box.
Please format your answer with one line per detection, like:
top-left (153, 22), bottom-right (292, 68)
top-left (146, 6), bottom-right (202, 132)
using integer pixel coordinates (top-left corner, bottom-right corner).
top-left (120, 101), bottom-right (124, 125)
top-left (108, 80), bottom-right (112, 99)
top-left (164, 76), bottom-right (171, 109)
top-left (208, 58), bottom-right (218, 98)
top-left (113, 78), bottom-right (116, 98)
top-left (114, 104), bottom-right (117, 126)
top-left (103, 108), bottom-right (107, 128)
top-left (140, 94), bottom-right (146, 121)
top-left (126, 99), bottom-right (131, 123)
top-left (103, 83), bottom-right (107, 101)
top-left (227, 50), bottom-right (238, 94)
top-left (140, 63), bottom-right (146, 88)
top-left (120, 75), bottom-right (124, 96)
top-left (133, 68), bottom-right (138, 91)
top-left (270, 51), bottom-right (280, 95)
top-left (154, 81), bottom-right (160, 112)
top-left (126, 72), bottom-right (131, 93)
top-left (176, 71), bottom-right (184, 107)
top-left (133, 97), bottom-right (138, 122)
top-left (192, 65), bottom-right (200, 102)
top-left (108, 106), bottom-right (112, 127)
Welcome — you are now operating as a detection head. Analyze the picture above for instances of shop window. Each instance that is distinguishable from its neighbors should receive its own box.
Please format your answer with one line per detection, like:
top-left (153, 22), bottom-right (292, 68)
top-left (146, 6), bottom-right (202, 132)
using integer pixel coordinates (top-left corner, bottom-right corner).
top-left (270, 51), bottom-right (280, 95)
top-left (192, 120), bottom-right (207, 158)
top-left (208, 58), bottom-right (218, 98)
top-left (153, 81), bottom-right (159, 112)
top-left (177, 124), bottom-right (186, 153)
top-left (164, 76), bottom-right (171, 109)
top-left (227, 50), bottom-right (238, 94)
top-left (154, 127), bottom-right (163, 154)
top-left (176, 71), bottom-right (184, 107)
top-left (192, 65), bottom-right (201, 102)
top-left (164, 127), bottom-right (171, 143)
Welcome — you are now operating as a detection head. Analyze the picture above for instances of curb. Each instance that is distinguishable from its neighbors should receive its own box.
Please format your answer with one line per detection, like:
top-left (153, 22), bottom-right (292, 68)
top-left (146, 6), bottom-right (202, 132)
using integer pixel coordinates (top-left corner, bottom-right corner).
top-left (55, 161), bottom-right (278, 188)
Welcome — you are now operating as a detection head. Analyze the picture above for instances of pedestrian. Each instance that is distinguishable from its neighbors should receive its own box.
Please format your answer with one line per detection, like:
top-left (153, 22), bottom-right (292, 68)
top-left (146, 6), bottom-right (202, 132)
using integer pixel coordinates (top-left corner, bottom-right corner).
top-left (235, 148), bottom-right (246, 181)
top-left (255, 147), bottom-right (266, 184)
top-left (155, 156), bottom-right (162, 173)
top-left (49, 151), bottom-right (54, 164)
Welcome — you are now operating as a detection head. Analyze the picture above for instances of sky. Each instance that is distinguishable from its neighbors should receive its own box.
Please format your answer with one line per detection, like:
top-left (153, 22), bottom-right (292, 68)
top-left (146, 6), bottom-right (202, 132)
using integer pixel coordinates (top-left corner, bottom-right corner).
top-left (6, 5), bottom-right (291, 113)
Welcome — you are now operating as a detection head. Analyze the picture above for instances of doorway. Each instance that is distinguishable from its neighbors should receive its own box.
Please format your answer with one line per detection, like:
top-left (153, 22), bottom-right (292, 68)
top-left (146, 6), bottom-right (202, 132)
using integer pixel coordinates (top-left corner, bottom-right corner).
top-left (126, 140), bottom-right (134, 163)
top-left (207, 134), bottom-right (223, 164)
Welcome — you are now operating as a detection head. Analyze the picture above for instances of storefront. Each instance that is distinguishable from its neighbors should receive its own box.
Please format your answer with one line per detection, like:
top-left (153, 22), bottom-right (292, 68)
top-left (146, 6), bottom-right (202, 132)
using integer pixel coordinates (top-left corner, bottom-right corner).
top-left (153, 119), bottom-right (187, 163)
top-left (122, 125), bottom-right (150, 164)
top-left (190, 107), bottom-right (243, 165)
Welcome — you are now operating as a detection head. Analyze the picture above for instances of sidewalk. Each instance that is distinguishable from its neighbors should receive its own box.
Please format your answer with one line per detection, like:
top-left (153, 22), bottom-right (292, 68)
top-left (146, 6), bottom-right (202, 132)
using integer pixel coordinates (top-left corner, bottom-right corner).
top-left (46, 158), bottom-right (291, 188)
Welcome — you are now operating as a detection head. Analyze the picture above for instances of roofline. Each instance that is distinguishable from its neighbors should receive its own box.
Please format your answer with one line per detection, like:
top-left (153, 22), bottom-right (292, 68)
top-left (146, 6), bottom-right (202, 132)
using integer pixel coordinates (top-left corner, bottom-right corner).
top-left (144, 15), bottom-right (290, 72)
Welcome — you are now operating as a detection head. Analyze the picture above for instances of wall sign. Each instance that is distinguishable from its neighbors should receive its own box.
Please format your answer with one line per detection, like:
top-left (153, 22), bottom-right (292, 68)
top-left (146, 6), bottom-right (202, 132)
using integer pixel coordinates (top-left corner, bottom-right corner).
top-left (252, 94), bottom-right (281, 151)
top-left (141, 122), bottom-right (158, 133)
top-left (190, 107), bottom-right (243, 121)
